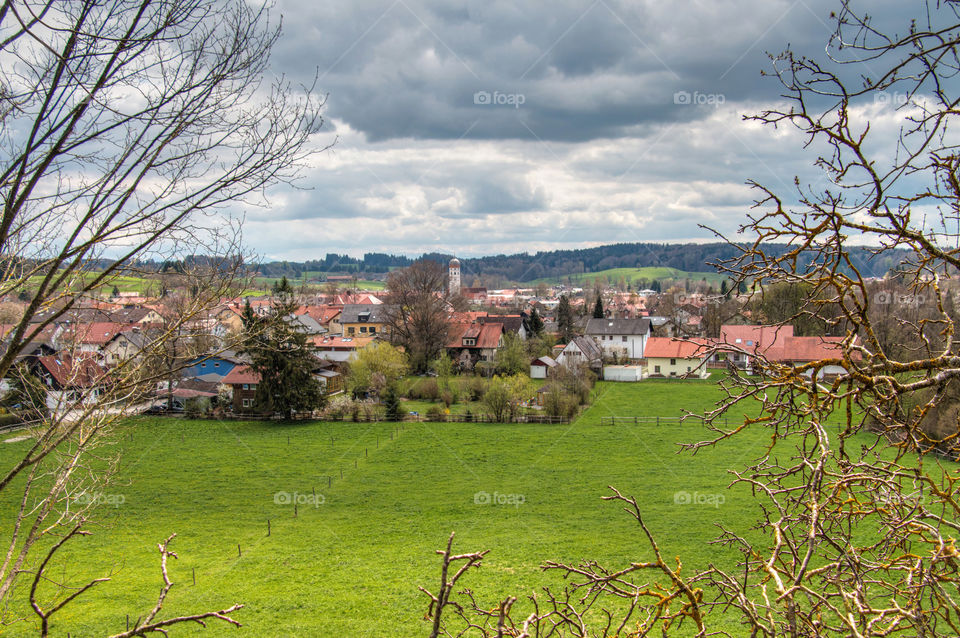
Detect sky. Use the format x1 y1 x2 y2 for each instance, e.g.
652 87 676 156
238 0 922 261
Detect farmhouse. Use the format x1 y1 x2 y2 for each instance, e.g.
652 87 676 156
447 321 503 371
584 317 651 361
644 337 712 379
556 336 603 371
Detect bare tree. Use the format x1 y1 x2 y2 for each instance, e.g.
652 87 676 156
0 0 327 633
422 2 960 636
383 259 452 374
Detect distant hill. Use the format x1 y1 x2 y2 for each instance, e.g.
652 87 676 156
254 242 906 284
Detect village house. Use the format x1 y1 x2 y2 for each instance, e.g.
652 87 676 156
447 321 504 371
311 334 376 363
644 337 713 379
340 304 392 338
32 354 109 412
584 317 651 361
556 336 603 371
221 364 259 411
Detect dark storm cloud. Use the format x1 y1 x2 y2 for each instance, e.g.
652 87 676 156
273 0 843 143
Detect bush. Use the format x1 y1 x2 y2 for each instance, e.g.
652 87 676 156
543 386 580 419
440 389 454 408
465 376 487 402
425 405 444 421
408 378 440 402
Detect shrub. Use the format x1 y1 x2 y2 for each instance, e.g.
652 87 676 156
409 378 440 402
465 376 487 402
440 389 454 408
425 405 444 421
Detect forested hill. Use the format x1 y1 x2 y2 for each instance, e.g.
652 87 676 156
254 242 906 282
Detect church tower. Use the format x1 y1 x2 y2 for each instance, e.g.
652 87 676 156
448 257 461 294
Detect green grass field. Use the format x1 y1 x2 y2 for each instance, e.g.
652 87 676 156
254 273 387 292
525 266 727 288
0 380 868 636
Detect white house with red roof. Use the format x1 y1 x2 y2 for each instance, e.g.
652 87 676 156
644 337 713 379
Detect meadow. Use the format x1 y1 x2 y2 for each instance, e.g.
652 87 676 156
0 380 854 636
525 266 727 288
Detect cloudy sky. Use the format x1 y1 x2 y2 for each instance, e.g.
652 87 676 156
240 0 917 261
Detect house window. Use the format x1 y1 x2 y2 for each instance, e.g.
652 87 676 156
670 358 676 365
347 327 355 335
370 327 376 333
214 362 220 367
687 366 691 372
242 398 251 408
621 336 627 342
250 384 257 391
670 371 676 377
359 326 367 333
654 365 661 373
242 383 248 390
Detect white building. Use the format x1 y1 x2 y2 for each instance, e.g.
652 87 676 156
584 317 651 360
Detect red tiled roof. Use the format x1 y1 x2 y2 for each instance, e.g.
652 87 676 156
768 336 861 362
447 322 503 349
719 324 794 353
63 322 131 345
221 365 260 385
644 337 714 359
36 354 107 387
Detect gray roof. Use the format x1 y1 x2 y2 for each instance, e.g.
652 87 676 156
340 304 391 323
568 336 603 361
584 317 651 336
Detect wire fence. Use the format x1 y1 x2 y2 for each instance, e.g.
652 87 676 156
600 415 727 426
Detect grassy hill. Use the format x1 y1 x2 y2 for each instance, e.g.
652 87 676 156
0 379 881 636
525 266 727 287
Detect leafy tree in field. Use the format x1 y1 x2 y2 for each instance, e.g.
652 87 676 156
494 332 528 376
347 342 408 399
482 377 511 422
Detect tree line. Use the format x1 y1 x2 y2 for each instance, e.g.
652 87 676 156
251 242 910 283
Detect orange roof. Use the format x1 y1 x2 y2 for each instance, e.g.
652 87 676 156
644 337 714 359
447 322 502 349
311 335 374 350
767 336 860 362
